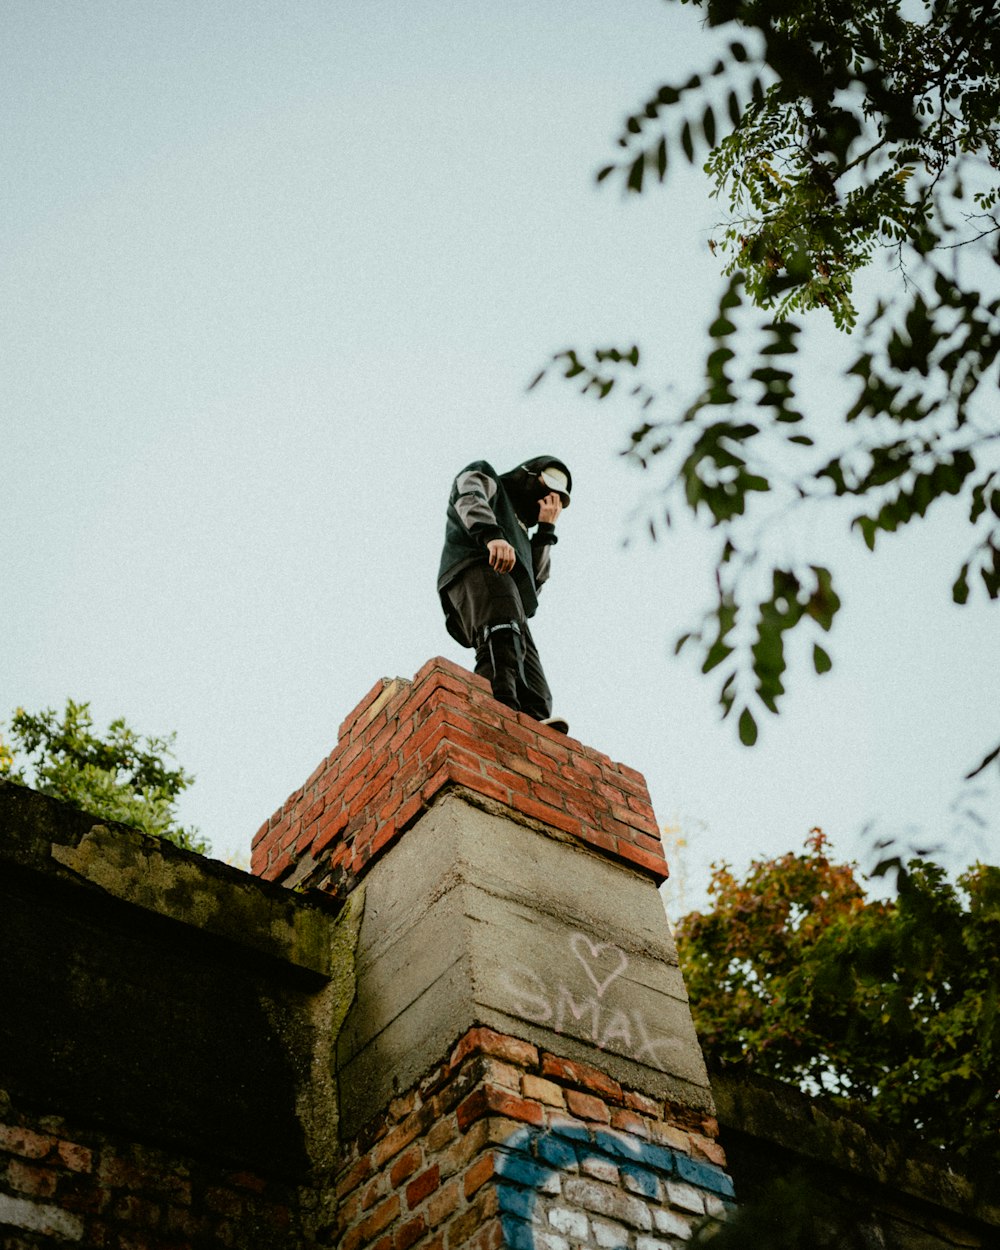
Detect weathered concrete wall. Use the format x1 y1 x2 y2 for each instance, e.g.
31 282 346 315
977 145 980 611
336 793 712 1139
713 1068 1000 1249
0 780 356 1247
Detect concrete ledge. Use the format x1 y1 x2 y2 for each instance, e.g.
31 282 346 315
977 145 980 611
1 780 338 979
712 1066 1000 1229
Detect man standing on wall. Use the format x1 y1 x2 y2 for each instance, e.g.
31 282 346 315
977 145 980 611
438 456 572 733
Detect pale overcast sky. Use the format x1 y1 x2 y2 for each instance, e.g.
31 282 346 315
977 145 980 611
3 1 996 909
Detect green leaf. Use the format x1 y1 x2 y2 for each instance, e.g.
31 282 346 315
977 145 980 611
708 315 736 338
627 152 645 193
738 707 758 746
655 137 667 181
813 644 833 674
702 104 717 148
681 120 694 163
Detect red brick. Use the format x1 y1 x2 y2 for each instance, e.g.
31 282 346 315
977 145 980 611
425 1116 457 1154
521 1074 565 1108
0 1124 56 1160
369 821 404 860
531 782 570 811
344 760 392 811
527 734 571 765
632 830 665 856
395 1214 427 1250
463 1151 495 1198
624 1090 661 1117
510 794 581 837
410 658 476 695
387 712 418 754
438 725 502 767
342 1223 369 1250
442 762 511 806
447 1188 499 1248
615 841 668 882
391 791 426 835
282 785 304 816
576 827 620 857
571 753 603 779
362 1176 386 1211
540 1055 623 1103
305 752 333 790
406 1164 440 1209
7 1159 57 1198
455 1087 490 1132
450 1028 539 1071
373 1115 424 1168
461 1215 505 1250
691 1134 728 1166
389 1088 418 1120
337 1191 363 1235
420 763 452 805
301 792 326 828
361 1193 401 1241
389 1145 423 1189
460 1085 545 1131
426 1179 460 1227
56 1140 93 1173
405 705 452 755
432 1120 485 1177
267 849 295 879
615 804 660 838
611 1108 650 1137
420 744 492 786
565 1090 612 1123
339 678 403 741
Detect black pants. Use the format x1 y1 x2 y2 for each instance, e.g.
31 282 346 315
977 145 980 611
445 564 553 719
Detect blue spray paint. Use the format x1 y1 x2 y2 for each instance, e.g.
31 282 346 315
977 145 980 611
493 1121 734 1249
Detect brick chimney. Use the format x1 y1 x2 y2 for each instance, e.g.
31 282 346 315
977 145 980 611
253 658 733 1248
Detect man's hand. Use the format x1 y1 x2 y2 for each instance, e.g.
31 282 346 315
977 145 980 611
487 539 517 574
538 492 563 524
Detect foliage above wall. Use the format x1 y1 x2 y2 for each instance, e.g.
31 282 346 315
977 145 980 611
533 0 999 758
676 830 1000 1167
1 699 205 853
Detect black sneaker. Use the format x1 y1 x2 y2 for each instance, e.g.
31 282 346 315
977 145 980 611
540 715 569 734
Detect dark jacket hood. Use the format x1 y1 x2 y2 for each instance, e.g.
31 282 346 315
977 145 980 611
499 456 572 525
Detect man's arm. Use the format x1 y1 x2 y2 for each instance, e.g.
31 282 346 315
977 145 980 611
531 491 563 589
453 468 517 573
453 469 503 539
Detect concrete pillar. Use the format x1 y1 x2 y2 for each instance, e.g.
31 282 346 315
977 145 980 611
253 658 733 1248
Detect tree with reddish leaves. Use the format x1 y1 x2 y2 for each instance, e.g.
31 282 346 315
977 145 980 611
676 831 1000 1164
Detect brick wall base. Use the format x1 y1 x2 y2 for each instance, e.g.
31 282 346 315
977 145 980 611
330 1027 734 1250
0 1089 303 1249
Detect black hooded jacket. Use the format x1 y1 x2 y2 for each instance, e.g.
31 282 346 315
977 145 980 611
437 456 572 646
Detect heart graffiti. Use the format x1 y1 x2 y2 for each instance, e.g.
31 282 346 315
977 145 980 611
569 933 628 999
